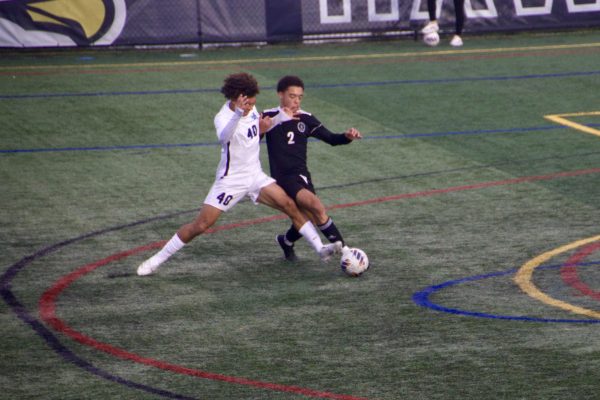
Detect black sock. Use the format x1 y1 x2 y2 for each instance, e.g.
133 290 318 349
318 218 344 245
285 225 302 245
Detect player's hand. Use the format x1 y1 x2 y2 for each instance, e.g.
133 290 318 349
345 128 362 140
281 107 300 120
233 94 252 114
259 113 273 134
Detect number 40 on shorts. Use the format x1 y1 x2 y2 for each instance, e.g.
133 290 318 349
217 192 233 205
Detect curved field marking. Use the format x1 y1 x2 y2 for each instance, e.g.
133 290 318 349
413 260 600 323
514 235 600 319
38 245 368 400
39 168 600 392
561 242 600 300
2 166 598 399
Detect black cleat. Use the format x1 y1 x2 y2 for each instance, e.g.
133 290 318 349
276 235 298 262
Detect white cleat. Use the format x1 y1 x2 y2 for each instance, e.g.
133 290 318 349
319 241 343 262
450 35 463 47
421 21 439 35
342 245 351 256
137 259 161 276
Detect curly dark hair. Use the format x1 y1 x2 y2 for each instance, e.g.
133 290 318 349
276 75 304 93
220 72 260 100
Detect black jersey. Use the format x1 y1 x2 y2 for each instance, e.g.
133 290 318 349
262 107 351 180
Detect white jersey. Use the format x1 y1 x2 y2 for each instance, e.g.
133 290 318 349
213 101 262 179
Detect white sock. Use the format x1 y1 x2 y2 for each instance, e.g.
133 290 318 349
147 233 185 267
298 221 324 253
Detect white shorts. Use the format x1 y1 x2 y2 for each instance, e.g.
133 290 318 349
204 171 276 212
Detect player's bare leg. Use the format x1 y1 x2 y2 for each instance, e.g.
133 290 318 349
177 204 222 243
295 189 328 223
295 189 345 245
258 183 341 261
137 205 222 276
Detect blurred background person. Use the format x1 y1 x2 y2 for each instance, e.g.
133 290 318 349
421 0 466 47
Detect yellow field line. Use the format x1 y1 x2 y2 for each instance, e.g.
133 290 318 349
545 111 600 138
2 41 600 71
514 235 600 319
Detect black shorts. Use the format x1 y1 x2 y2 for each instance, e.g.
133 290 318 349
276 173 316 200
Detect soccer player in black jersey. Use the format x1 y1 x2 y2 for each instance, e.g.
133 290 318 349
262 75 362 261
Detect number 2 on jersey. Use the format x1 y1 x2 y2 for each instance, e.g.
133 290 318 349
287 131 295 144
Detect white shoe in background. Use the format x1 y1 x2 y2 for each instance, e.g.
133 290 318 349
450 35 463 47
421 21 439 35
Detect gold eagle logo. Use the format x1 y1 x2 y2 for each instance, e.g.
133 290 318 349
0 0 126 46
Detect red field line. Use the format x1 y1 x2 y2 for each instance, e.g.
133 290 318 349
38 167 600 399
38 248 367 400
329 167 600 211
561 242 600 300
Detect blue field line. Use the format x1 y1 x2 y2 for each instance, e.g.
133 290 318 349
412 260 600 323
0 209 203 400
312 70 600 89
0 87 220 100
3 123 590 154
2 70 599 100
364 124 572 140
0 141 219 154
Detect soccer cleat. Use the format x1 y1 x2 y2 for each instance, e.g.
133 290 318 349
137 259 161 276
450 35 463 47
421 21 439 35
276 234 298 262
342 245 351 256
319 241 343 262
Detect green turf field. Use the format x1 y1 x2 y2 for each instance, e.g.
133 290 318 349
2 30 600 399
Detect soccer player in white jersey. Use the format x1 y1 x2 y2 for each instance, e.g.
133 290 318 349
137 73 341 276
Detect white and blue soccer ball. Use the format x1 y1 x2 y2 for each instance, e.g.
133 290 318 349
423 31 440 47
340 247 369 277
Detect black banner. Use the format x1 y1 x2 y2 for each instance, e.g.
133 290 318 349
302 0 600 35
1 0 599 48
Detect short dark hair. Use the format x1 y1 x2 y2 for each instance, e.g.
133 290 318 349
277 75 304 93
220 72 259 100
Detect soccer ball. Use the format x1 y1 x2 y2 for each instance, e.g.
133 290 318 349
423 31 440 47
340 247 369 277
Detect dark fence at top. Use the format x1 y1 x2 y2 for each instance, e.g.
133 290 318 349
0 0 599 48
